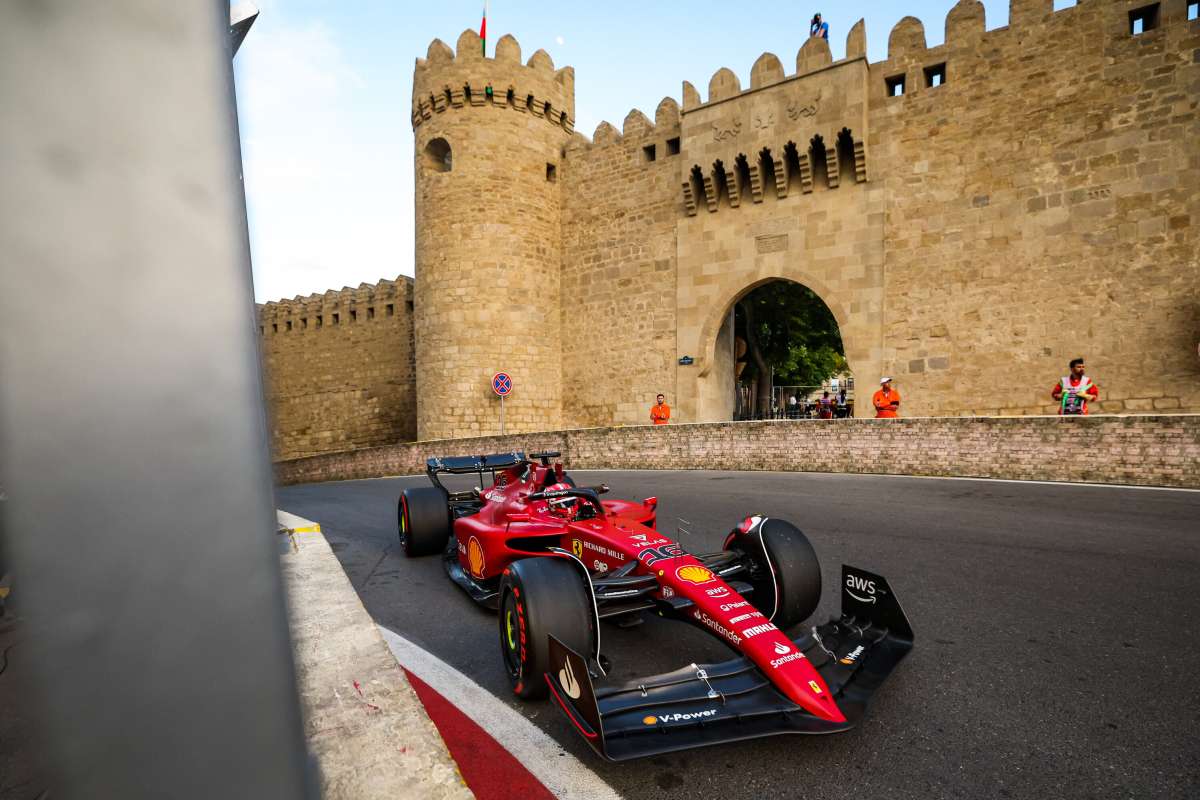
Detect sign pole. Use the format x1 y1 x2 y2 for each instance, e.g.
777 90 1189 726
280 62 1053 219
500 395 505 435
492 371 512 436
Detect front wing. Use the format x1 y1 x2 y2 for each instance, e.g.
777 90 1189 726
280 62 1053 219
545 565 913 761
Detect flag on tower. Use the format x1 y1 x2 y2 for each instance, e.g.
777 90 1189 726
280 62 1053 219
480 1 488 56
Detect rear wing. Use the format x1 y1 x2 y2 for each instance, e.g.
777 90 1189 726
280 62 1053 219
426 451 526 492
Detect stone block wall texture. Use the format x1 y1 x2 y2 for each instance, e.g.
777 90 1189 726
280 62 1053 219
258 278 416 460
273 415 1200 491
258 1 1199 457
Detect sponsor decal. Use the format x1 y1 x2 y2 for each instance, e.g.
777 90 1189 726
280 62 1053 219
692 609 742 645
769 650 808 669
638 543 684 565
720 600 750 612
773 642 791 655
661 586 675 599
631 533 647 542
728 611 763 625
467 536 486 579
845 573 878 604
558 656 582 700
839 645 866 666
642 708 719 725
741 622 778 639
571 539 584 558
705 585 730 598
632 537 670 549
592 559 608 572
581 540 623 560
676 565 715 585
809 680 823 695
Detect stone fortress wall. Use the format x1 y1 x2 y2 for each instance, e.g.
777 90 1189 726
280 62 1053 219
258 0 1199 462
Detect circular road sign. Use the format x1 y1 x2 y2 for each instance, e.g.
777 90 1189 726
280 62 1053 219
492 372 513 397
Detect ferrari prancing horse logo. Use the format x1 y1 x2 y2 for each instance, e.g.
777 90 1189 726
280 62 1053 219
571 539 584 558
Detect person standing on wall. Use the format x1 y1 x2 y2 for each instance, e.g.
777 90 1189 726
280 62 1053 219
1051 358 1099 415
650 394 671 425
810 13 829 40
873 377 901 419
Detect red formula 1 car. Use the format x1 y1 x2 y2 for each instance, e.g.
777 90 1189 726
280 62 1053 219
398 451 913 761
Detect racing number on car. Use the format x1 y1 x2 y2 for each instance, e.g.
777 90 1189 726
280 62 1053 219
637 543 684 567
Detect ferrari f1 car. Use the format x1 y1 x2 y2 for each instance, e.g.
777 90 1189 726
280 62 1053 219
398 451 913 760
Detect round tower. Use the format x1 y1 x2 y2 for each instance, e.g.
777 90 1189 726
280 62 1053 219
411 29 574 441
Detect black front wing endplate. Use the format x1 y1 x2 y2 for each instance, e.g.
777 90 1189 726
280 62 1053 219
545 565 914 761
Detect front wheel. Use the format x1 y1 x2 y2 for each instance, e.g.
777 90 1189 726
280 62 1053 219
498 558 595 699
726 517 821 629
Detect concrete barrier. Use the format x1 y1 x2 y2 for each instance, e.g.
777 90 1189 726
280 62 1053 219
274 414 1200 490
278 512 472 800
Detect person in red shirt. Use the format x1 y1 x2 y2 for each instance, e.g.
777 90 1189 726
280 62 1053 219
1051 358 1099 415
817 390 834 419
650 394 671 425
873 377 901 418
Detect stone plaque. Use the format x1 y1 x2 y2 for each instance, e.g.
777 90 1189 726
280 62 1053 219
756 234 788 253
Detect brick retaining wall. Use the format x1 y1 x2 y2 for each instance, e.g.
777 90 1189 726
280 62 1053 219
273 415 1200 489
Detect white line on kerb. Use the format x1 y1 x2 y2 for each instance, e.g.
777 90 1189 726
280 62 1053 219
378 626 623 800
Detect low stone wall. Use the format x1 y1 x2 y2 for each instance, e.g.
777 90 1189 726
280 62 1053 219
274 415 1200 490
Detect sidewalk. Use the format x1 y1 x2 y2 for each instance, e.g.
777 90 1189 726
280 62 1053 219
279 511 472 800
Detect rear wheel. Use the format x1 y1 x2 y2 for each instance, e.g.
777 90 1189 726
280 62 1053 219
397 486 451 557
498 558 595 699
727 518 821 629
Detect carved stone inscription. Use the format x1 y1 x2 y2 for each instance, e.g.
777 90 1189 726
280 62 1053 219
755 234 788 254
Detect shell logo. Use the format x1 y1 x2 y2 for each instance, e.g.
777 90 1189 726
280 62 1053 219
466 536 486 579
642 715 658 726
676 565 715 585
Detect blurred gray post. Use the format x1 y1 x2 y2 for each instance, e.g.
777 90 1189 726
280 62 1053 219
0 2 314 798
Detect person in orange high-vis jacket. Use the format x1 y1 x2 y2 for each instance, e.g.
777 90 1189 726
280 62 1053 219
650 394 671 425
873 377 901 418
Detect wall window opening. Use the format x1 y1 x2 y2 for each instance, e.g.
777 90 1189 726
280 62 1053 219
924 63 946 88
301 318 308 329
809 135 829 189
783 141 802 194
285 320 292 332
317 315 323 328
1188 1 1198 20
350 309 357 322
734 153 752 200
758 147 777 193
713 159 732 206
643 144 657 162
886 74 906 96
332 313 340 325
666 137 681 155
386 304 394 317
406 300 414 312
546 162 557 182
424 137 452 172
1129 4 1159 34
367 307 375 320
835 128 857 185
272 323 278 333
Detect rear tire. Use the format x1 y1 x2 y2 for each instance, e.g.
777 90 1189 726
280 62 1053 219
498 558 595 699
398 486 451 557
727 518 821 629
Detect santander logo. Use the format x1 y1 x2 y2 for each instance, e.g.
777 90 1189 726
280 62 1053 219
773 642 790 655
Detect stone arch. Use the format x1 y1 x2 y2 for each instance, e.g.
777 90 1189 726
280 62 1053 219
696 271 853 381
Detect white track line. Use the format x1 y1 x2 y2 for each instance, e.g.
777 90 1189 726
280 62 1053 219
379 626 623 800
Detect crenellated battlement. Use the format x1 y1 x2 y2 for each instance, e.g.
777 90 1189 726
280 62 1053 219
564 96 682 153
257 276 412 336
411 29 576 134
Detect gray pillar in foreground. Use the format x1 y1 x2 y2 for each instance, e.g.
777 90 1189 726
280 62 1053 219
0 2 313 798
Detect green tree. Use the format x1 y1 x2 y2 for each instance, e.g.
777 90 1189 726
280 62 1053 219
736 281 847 416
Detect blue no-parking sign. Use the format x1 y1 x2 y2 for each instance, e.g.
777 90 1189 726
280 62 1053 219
492 372 513 396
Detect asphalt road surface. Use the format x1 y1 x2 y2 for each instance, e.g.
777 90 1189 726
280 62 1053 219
276 470 1200 800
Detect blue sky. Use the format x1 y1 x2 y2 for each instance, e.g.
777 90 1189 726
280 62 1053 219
234 1 1046 302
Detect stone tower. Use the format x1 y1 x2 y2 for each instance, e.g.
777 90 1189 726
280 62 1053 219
411 29 575 441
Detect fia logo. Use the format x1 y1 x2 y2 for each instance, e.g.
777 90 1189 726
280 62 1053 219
558 656 581 700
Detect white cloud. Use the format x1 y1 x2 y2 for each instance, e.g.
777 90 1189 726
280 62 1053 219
555 35 565 45
235 17 412 302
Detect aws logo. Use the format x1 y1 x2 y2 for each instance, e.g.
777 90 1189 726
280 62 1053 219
845 573 877 604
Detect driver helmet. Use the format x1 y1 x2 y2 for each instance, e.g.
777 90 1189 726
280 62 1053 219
543 482 577 512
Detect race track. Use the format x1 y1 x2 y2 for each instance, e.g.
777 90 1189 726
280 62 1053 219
276 470 1200 800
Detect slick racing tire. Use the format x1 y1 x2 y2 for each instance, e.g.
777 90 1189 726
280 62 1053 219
398 486 451 557
727 518 821 630
498 557 595 700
